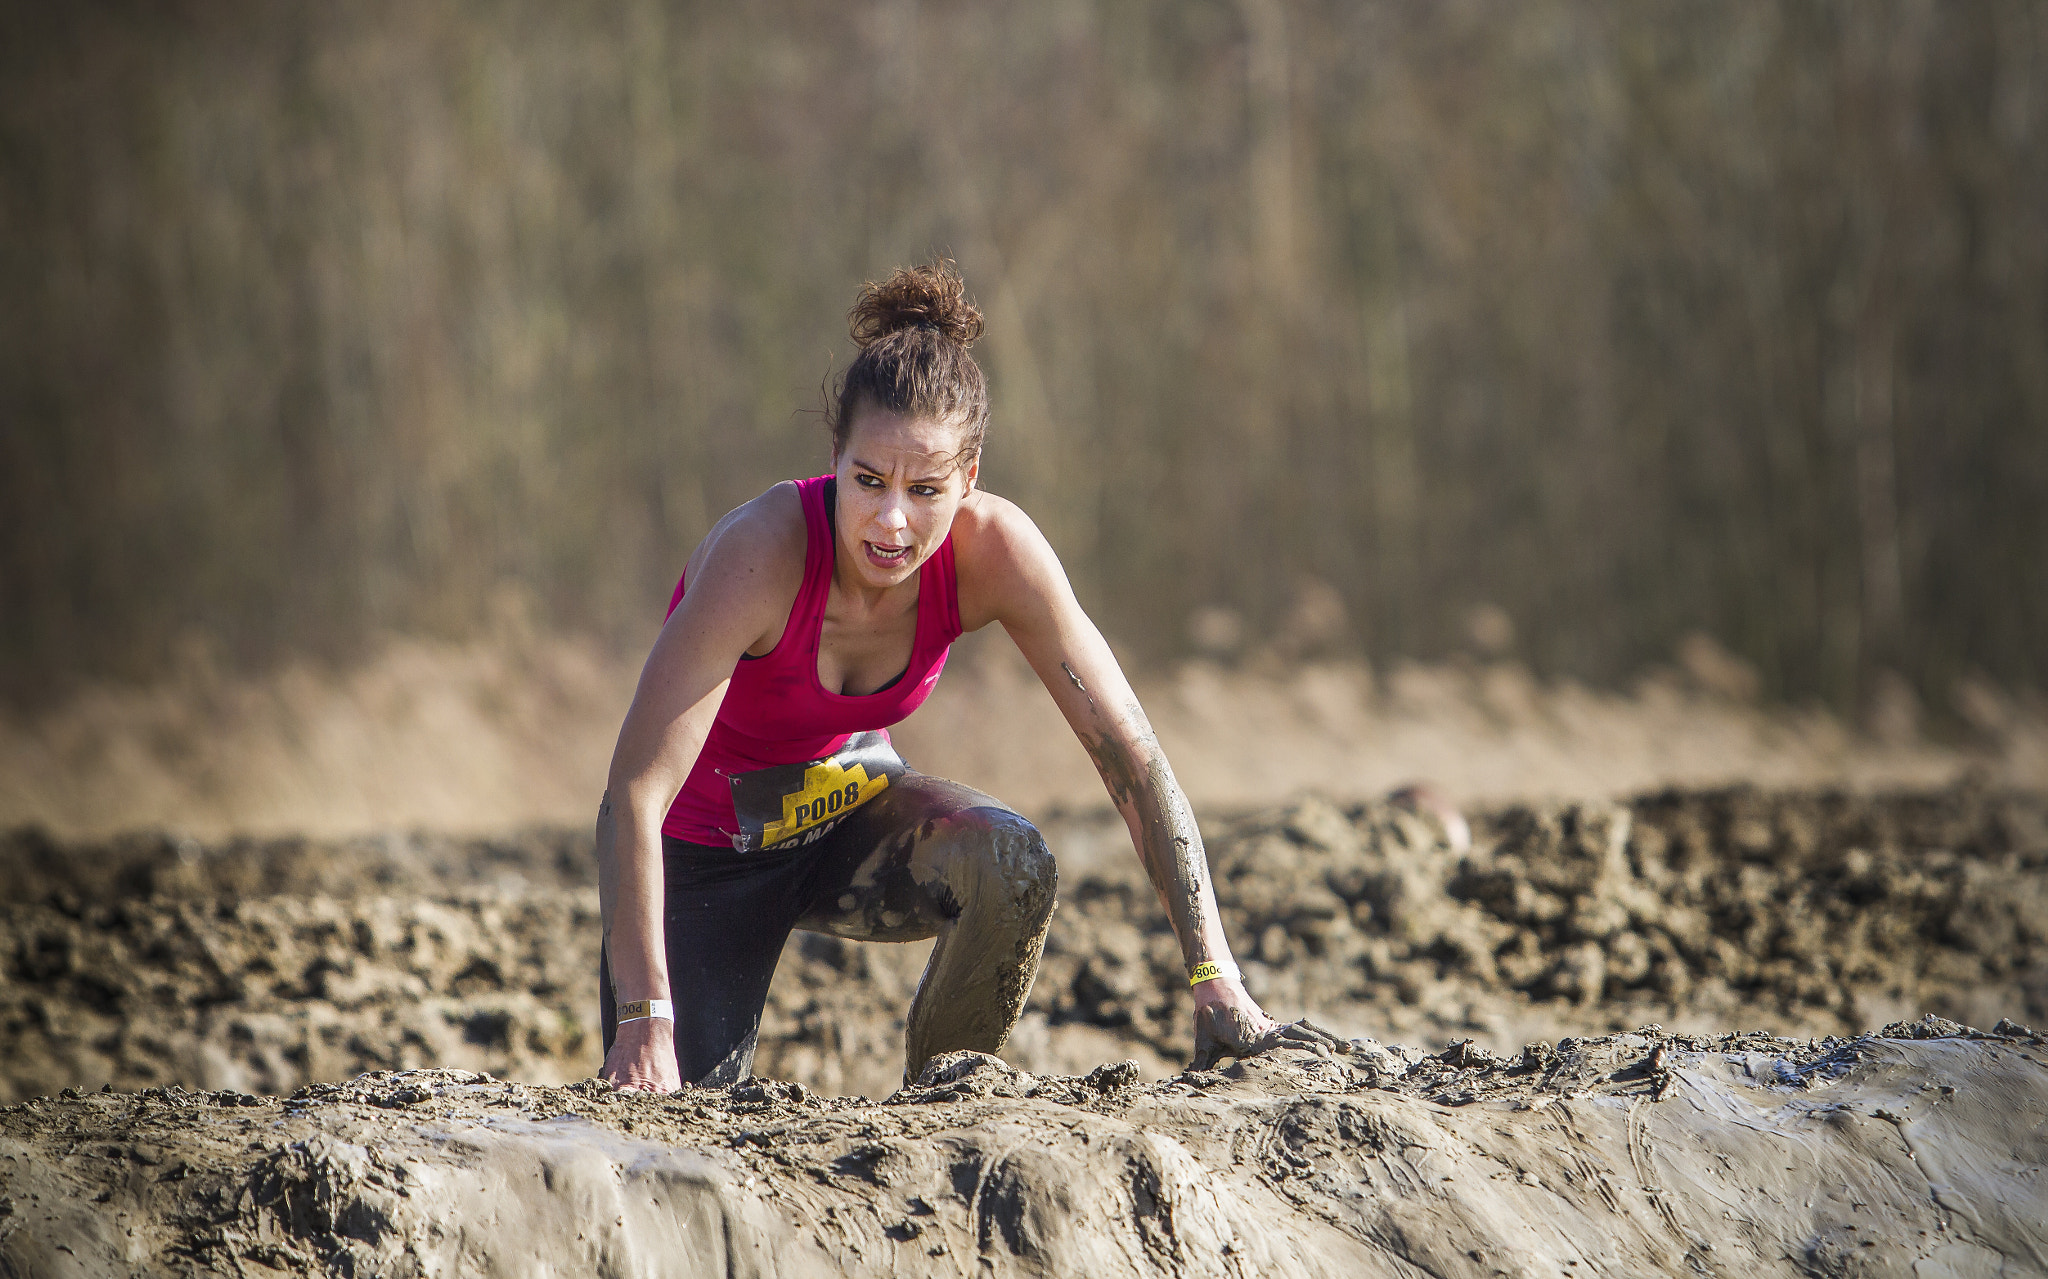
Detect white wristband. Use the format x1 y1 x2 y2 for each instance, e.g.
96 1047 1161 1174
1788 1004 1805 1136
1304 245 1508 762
616 999 675 1024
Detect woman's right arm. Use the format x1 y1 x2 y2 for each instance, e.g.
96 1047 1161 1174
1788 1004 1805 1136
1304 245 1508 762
596 485 804 1092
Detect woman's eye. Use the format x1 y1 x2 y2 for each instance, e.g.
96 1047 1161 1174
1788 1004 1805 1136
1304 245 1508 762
856 474 883 488
911 485 938 497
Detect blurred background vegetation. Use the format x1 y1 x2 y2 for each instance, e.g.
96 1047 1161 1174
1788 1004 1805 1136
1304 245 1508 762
4 0 2043 721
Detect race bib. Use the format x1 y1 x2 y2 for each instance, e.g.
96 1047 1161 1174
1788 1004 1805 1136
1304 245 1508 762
726 731 907 853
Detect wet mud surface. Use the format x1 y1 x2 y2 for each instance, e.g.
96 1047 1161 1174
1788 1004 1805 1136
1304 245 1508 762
3 1024 2044 1277
2 782 2046 1274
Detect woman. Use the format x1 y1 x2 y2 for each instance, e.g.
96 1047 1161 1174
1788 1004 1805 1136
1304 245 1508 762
597 261 1319 1092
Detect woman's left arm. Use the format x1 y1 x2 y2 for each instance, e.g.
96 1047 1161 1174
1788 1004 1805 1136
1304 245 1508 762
957 495 1317 1068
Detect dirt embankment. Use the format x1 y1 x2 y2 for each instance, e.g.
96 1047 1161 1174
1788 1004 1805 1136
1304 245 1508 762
2 783 2045 1104
3 1023 2045 1277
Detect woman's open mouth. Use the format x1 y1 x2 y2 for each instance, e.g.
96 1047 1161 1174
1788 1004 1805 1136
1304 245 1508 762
864 540 912 569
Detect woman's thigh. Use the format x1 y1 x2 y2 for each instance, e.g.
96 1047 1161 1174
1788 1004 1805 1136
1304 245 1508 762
793 771 1019 940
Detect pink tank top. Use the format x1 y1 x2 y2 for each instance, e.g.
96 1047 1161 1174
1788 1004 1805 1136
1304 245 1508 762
661 475 964 846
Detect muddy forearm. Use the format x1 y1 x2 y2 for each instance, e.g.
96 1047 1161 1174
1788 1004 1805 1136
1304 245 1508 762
1131 758 1232 968
595 791 670 1003
1085 724 1234 969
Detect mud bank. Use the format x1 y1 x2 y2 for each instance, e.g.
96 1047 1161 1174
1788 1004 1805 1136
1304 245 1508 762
3 1022 2044 1277
3 784 2046 1103
1061 782 2048 1061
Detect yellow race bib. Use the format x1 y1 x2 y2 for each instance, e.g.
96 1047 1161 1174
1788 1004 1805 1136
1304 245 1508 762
726 732 907 852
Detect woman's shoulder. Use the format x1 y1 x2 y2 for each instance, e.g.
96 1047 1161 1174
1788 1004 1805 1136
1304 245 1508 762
949 487 1046 563
949 488 1068 628
682 480 810 594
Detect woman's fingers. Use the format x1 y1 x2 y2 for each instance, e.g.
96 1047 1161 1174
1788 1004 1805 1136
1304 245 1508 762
1192 1009 1346 1070
602 1058 680 1093
1265 1018 1345 1050
1191 1013 1222 1072
1190 1001 1277 1070
601 1020 682 1093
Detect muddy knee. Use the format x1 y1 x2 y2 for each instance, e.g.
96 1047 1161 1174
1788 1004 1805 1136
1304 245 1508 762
903 809 1056 1077
924 806 1056 928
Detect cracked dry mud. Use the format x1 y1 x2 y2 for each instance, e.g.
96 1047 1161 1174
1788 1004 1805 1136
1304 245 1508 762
3 782 2047 1274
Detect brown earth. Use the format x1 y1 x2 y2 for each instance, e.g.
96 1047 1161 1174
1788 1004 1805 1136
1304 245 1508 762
3 782 2044 1103
2 1023 2044 1276
2 781 2047 1275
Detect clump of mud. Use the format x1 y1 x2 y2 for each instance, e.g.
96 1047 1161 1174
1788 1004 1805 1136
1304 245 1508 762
3 1023 2044 1276
3 783 2045 1104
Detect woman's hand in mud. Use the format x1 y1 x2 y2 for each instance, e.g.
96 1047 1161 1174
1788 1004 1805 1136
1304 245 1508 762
601 1018 682 1093
1190 980 1347 1071
1189 978 1279 1070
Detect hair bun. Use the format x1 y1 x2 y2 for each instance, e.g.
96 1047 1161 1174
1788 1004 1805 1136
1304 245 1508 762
848 260 984 349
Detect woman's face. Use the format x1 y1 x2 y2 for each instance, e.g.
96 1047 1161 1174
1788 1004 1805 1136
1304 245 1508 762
832 406 978 591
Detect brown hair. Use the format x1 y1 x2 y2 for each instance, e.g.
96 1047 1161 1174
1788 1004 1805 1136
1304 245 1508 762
828 260 989 471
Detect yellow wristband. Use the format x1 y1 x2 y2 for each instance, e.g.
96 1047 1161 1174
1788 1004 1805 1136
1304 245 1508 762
1189 962 1236 987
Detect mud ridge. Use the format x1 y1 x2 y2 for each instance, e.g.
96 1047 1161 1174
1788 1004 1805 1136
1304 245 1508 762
3 1021 2044 1276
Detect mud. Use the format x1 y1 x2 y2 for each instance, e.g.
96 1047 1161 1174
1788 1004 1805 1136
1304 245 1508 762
0 826 600 1103
3 782 2047 1273
1050 781 2048 1062
3 1023 2045 1277
5 783 2047 1105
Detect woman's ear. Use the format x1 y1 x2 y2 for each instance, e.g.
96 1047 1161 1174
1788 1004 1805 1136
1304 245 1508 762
962 455 981 492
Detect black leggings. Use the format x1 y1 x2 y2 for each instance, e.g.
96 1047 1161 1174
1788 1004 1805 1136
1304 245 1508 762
600 772 1057 1087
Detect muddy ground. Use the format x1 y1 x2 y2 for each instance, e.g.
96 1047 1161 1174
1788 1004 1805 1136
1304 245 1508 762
3 782 2044 1102
3 1023 2045 1276
2 781 2047 1275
